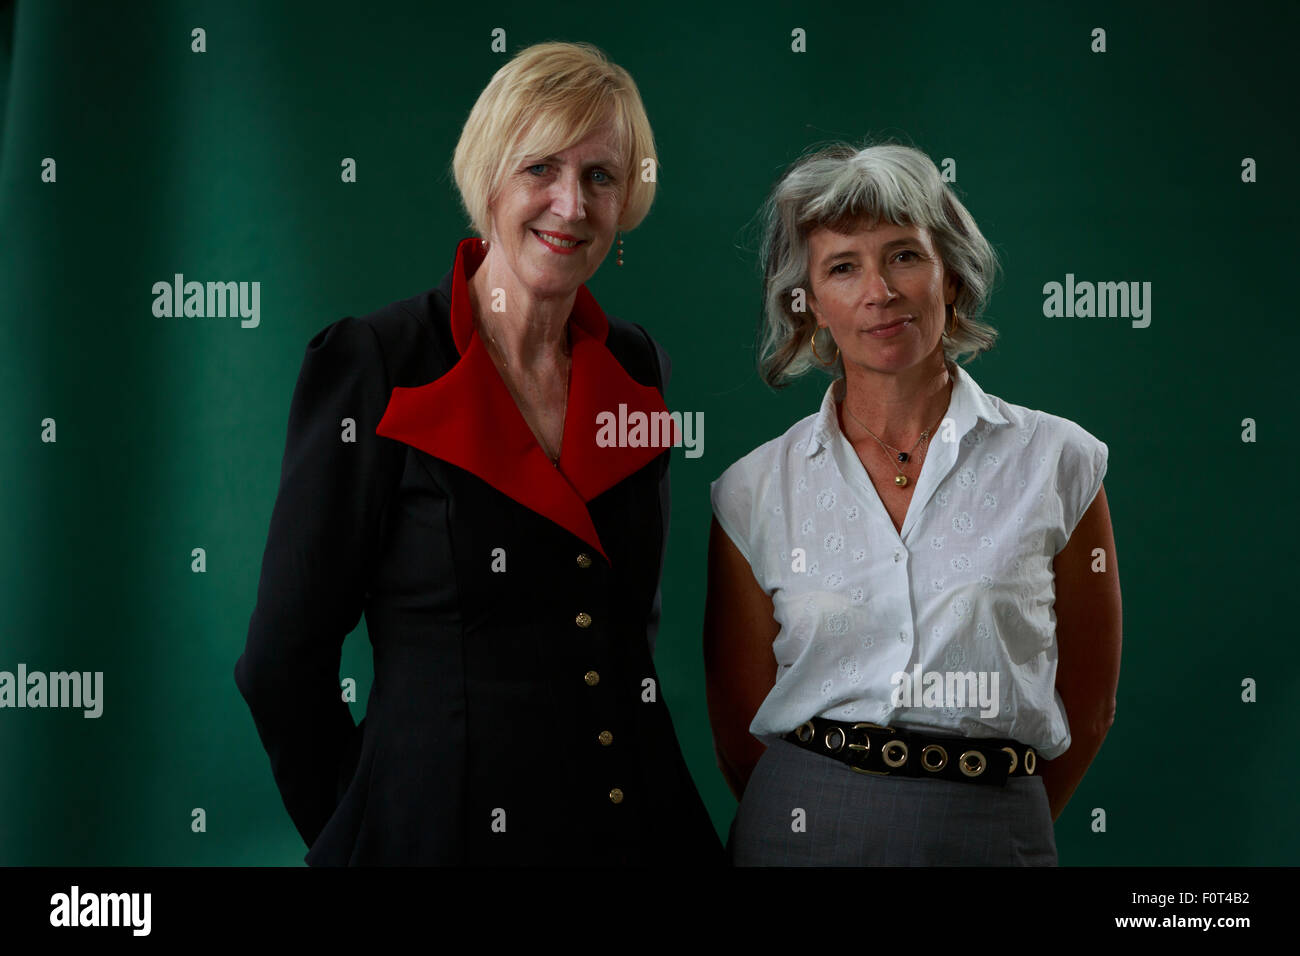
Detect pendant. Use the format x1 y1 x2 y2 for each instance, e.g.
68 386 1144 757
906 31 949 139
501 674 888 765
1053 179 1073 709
897 452 909 463
894 474 908 487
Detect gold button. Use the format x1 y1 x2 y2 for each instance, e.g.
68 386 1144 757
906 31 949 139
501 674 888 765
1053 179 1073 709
576 553 592 569
583 670 600 687
608 787 624 804
597 730 613 747
575 612 592 628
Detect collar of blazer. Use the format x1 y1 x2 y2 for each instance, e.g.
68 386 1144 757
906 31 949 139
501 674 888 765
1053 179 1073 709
375 237 671 563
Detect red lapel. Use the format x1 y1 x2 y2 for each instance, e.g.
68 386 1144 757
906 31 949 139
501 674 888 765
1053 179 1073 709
374 238 675 562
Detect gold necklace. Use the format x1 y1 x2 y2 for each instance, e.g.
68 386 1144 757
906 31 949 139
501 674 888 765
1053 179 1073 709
841 383 950 488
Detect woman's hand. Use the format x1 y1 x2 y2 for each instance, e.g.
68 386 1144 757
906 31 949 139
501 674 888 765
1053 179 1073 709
1040 483 1122 821
703 518 780 800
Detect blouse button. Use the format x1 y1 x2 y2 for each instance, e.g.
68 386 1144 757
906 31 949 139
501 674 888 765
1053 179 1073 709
598 730 614 746
608 787 625 804
584 670 600 687
576 612 592 628
576 553 592 569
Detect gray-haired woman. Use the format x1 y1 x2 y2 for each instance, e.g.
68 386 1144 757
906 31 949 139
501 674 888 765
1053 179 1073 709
703 142 1122 865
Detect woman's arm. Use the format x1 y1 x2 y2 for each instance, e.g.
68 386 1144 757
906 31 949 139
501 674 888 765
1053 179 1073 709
703 517 780 801
234 317 402 849
1039 483 1122 821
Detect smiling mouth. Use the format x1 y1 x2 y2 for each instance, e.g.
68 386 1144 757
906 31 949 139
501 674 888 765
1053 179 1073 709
532 229 585 249
868 317 913 332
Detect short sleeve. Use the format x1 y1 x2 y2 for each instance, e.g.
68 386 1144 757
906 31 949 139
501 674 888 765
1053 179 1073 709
710 460 758 573
1056 421 1109 549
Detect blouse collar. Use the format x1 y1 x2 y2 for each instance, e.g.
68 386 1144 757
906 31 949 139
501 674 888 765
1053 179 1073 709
810 363 1011 542
805 362 1010 459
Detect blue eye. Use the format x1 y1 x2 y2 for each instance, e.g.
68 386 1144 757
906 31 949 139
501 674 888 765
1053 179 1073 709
527 163 548 175
591 169 611 184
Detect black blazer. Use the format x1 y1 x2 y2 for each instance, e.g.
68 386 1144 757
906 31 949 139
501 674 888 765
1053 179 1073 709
235 239 722 865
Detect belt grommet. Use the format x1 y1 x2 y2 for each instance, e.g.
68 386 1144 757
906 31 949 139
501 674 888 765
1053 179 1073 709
921 744 947 772
881 739 909 768
959 750 987 777
793 720 815 743
1024 748 1036 775
1001 746 1018 775
823 726 846 753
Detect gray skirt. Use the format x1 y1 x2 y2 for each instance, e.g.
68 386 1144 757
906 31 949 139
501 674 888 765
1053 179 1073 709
730 735 1058 866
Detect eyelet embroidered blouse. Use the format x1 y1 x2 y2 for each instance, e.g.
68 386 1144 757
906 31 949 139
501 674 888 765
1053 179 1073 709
710 364 1108 759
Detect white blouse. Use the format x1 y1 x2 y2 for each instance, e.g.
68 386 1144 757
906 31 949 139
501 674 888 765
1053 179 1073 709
710 364 1108 759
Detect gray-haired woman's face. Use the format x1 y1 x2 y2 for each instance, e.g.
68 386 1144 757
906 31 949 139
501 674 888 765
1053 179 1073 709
805 219 957 374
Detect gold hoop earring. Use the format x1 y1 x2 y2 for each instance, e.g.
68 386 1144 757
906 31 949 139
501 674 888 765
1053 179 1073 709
616 230 624 267
946 304 961 336
810 326 839 365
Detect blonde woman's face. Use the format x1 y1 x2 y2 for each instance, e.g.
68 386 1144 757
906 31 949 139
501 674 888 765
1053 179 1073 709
805 220 957 374
485 122 626 299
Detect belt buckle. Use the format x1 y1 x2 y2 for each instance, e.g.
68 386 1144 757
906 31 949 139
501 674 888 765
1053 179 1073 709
853 721 895 733
846 721 893 752
847 721 895 775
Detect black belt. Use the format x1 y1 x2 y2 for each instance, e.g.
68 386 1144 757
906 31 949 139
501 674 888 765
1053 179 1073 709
781 717 1039 786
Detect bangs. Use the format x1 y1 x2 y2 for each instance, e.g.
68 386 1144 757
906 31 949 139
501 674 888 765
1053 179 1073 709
507 89 629 173
801 165 926 236
453 41 658 239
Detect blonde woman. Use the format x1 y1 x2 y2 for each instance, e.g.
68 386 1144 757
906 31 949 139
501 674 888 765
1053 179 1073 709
237 42 721 866
705 143 1121 865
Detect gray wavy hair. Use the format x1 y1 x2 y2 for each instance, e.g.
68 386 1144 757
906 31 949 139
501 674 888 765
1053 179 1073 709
757 141 1000 387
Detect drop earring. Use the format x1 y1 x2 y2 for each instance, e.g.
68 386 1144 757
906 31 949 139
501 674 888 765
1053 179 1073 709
616 231 624 266
810 325 839 366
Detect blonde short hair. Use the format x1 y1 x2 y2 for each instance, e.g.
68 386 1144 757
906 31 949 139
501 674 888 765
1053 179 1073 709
452 41 658 238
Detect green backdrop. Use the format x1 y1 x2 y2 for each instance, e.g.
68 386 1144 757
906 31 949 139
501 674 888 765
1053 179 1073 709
2 0 1296 865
